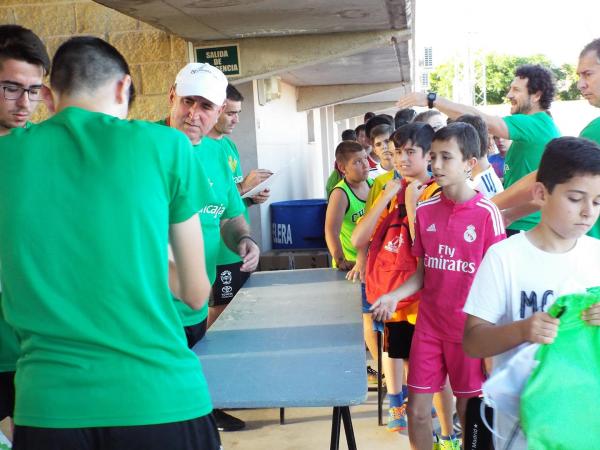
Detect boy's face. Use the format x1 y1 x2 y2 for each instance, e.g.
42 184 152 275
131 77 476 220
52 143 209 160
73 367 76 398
339 150 370 183
535 174 600 239
394 139 430 180
429 138 476 187
372 133 393 163
356 129 369 150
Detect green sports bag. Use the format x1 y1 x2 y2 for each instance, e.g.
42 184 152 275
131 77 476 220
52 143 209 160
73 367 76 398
520 287 600 449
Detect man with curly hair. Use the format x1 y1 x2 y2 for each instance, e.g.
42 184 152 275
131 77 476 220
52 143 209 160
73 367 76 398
397 64 559 234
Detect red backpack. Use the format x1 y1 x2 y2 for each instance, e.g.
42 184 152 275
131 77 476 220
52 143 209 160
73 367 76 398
365 183 420 310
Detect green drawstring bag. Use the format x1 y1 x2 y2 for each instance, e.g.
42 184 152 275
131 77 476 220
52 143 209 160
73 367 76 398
520 287 600 449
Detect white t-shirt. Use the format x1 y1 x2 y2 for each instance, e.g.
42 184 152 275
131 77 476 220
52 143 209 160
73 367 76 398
464 232 600 368
464 232 600 449
468 165 504 199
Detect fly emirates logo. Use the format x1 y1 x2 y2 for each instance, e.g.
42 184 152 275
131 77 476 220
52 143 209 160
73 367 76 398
423 244 475 274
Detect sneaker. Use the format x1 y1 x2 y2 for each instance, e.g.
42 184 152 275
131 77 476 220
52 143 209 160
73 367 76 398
0 430 11 450
386 404 407 432
367 366 379 384
438 437 461 450
213 409 245 432
432 433 440 450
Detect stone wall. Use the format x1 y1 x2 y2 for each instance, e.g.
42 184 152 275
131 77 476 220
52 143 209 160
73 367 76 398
0 0 190 121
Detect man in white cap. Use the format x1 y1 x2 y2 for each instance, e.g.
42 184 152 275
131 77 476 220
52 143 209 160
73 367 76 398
159 62 259 432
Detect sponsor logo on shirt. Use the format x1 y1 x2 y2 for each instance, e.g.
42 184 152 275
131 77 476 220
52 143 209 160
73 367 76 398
464 225 477 243
426 223 436 232
220 270 233 285
233 175 243 183
199 203 226 219
228 156 238 173
424 244 476 274
384 234 403 253
351 209 365 223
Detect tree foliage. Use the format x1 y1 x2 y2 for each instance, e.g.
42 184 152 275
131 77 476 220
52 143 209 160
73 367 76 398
428 53 580 105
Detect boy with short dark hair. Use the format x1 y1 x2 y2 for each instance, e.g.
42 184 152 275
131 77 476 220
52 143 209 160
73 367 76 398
371 123 505 450
455 114 504 198
325 141 373 270
464 136 600 449
370 123 395 175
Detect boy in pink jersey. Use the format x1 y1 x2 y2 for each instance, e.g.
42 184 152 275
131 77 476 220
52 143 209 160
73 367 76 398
371 123 505 450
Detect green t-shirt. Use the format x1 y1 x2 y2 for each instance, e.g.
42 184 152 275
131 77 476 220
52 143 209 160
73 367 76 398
503 112 560 231
580 117 600 238
329 178 373 265
156 123 245 325
0 107 213 427
0 292 19 372
171 135 246 325
0 123 34 372
216 136 248 266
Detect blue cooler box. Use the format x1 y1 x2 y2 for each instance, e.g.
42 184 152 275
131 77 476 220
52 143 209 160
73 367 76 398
270 199 327 249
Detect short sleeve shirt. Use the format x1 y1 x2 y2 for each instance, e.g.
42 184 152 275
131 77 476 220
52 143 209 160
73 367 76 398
580 117 600 239
503 112 560 231
0 107 213 427
412 192 505 342
216 136 249 266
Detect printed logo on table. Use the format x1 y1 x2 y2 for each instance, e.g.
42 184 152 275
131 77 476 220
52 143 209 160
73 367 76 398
464 225 477 243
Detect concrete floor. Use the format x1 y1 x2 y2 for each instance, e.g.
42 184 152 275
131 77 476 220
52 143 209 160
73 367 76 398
219 391 411 450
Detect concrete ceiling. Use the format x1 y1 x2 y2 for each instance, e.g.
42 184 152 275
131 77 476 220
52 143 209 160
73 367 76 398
96 0 414 105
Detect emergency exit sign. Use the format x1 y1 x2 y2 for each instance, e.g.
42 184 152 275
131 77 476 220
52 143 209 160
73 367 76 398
195 45 240 76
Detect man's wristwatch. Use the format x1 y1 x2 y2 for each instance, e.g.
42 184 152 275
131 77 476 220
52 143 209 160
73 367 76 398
427 92 437 109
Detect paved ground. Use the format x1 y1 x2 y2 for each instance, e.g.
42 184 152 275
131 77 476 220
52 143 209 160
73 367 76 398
219 390 412 450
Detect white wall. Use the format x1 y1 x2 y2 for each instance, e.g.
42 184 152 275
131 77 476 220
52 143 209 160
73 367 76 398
251 80 326 250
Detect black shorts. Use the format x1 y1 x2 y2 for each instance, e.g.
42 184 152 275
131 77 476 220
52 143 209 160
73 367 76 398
209 261 250 307
184 319 207 349
384 321 415 359
13 413 222 450
0 371 15 420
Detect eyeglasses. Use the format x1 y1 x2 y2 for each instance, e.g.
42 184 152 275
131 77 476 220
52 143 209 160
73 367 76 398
0 84 43 101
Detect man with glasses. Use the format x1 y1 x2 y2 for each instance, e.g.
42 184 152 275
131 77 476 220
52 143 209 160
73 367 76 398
0 25 50 446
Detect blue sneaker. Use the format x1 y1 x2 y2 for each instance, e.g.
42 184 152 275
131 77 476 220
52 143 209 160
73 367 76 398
387 404 407 432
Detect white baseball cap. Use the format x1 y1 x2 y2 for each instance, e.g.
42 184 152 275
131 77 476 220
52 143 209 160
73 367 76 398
174 63 228 106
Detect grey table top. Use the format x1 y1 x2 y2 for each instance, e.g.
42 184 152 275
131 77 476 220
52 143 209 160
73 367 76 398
193 268 367 408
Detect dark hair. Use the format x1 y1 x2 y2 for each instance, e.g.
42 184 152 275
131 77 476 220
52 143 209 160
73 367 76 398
391 122 435 155
394 108 417 129
365 114 394 141
514 64 555 111
537 137 600 193
341 129 357 141
50 36 135 105
580 38 600 62
433 122 480 160
226 84 243 102
414 109 442 124
335 140 364 164
354 123 366 135
0 25 50 74
370 123 393 141
364 111 375 123
455 114 488 158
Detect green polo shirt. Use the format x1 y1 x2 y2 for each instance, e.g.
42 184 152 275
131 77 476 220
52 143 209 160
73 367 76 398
503 112 560 231
0 107 212 427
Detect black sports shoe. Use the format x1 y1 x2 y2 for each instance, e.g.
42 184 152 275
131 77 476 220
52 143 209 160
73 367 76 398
213 409 246 432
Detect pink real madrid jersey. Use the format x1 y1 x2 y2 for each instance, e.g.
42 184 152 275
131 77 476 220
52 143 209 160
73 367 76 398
411 192 505 342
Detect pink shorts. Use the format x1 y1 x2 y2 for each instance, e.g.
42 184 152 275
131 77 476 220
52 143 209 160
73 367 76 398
407 330 485 398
